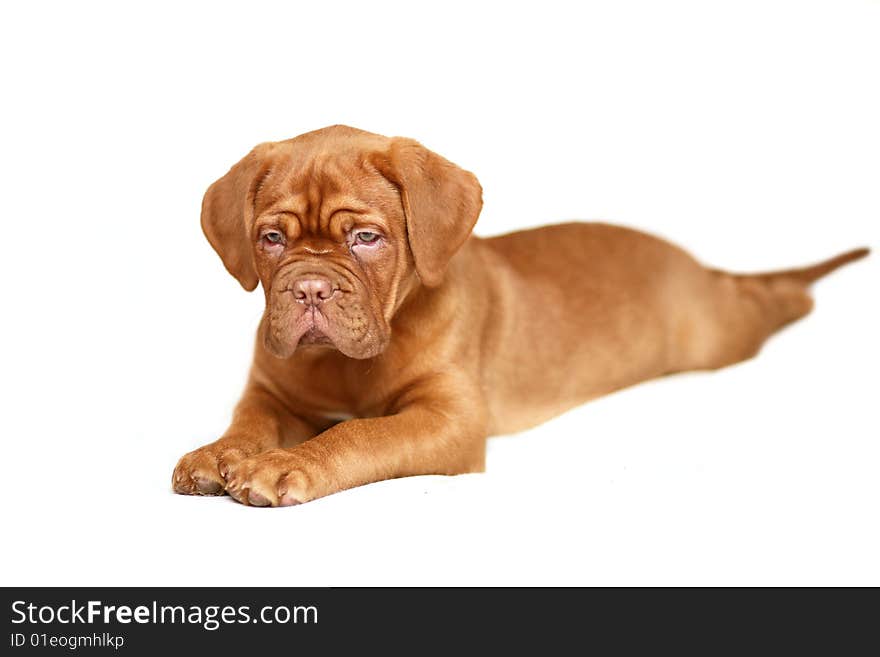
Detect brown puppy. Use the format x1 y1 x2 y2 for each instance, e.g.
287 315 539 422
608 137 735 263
172 125 868 507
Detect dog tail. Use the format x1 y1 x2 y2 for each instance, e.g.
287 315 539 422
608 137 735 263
717 247 870 337
748 247 870 286
682 247 869 371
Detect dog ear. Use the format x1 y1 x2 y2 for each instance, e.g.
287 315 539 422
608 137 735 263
376 138 482 287
200 144 274 291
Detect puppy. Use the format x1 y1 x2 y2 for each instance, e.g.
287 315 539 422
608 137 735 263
172 125 868 506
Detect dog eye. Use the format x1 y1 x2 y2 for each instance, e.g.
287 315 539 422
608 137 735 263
355 231 380 245
263 231 284 244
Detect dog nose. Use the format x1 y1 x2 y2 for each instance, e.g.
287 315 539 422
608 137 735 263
293 278 334 304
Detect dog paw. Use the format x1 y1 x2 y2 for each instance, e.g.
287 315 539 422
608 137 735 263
172 443 249 496
224 449 311 507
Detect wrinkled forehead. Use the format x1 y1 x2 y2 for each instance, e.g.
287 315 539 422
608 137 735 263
252 136 400 224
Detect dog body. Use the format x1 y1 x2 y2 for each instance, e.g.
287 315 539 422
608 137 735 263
173 125 867 506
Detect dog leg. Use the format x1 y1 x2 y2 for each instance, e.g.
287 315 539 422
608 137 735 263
172 383 316 496
223 380 488 506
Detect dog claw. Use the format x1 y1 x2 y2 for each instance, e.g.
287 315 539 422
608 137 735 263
227 486 246 504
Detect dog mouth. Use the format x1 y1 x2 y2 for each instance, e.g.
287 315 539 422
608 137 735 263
293 308 334 347
299 324 333 346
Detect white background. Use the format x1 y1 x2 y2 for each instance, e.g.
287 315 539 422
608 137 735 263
1 1 877 586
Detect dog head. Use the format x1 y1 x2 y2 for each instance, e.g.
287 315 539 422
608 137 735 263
201 125 482 359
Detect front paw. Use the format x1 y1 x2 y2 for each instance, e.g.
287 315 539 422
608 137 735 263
224 449 312 507
172 443 249 496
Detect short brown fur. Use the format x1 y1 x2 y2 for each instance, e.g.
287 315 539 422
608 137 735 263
173 125 869 506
